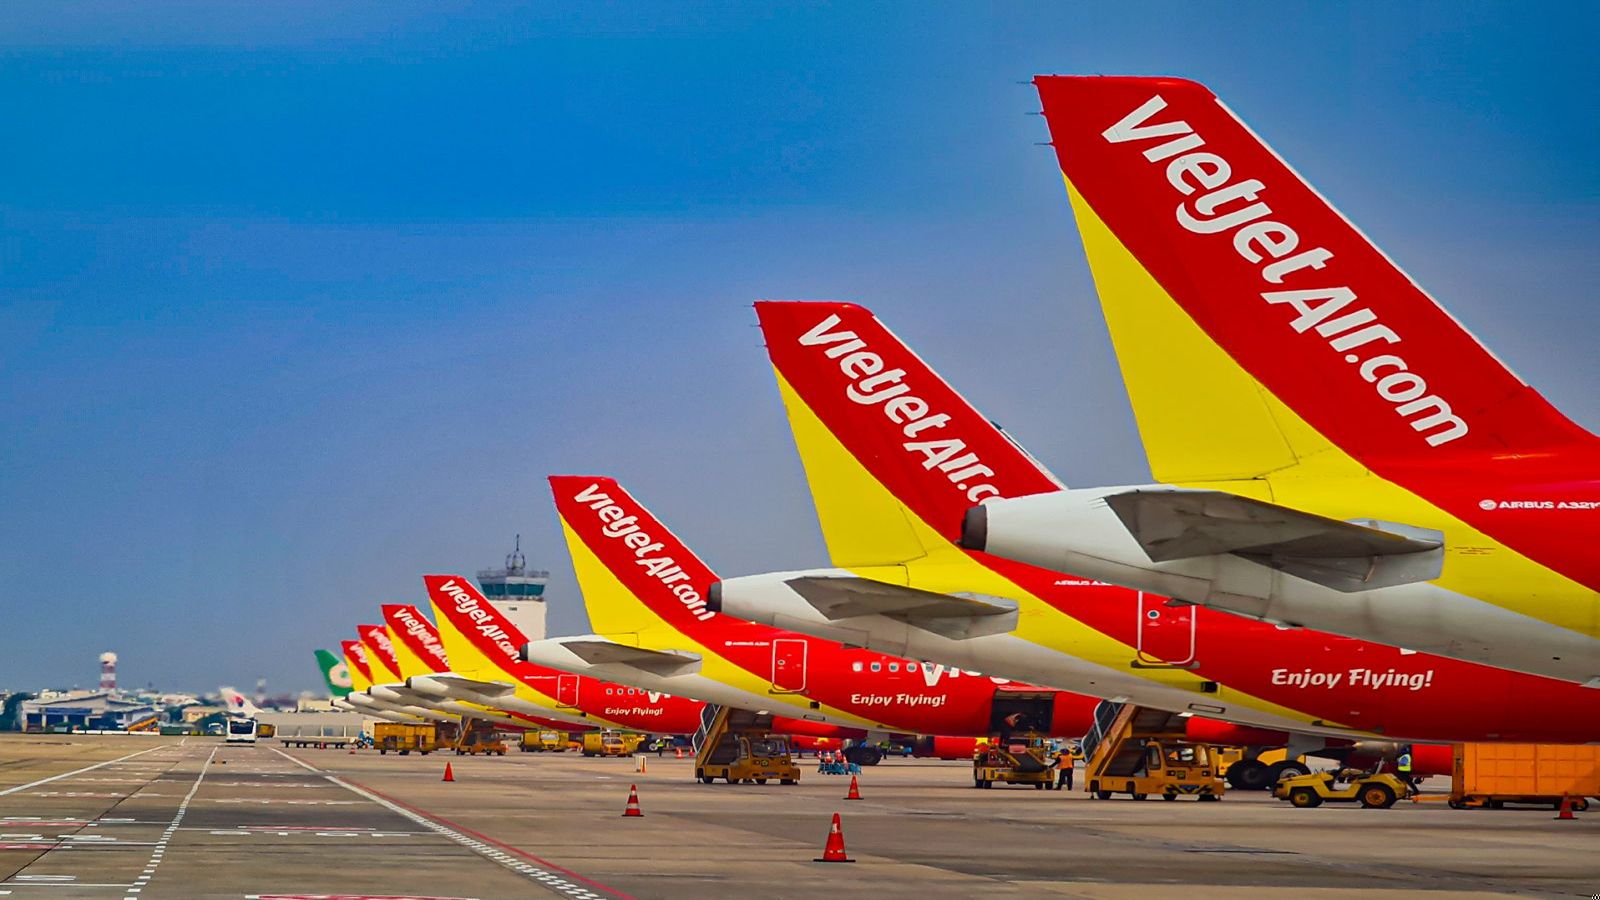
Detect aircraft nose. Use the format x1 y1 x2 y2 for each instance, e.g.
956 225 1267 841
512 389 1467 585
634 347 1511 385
959 504 988 552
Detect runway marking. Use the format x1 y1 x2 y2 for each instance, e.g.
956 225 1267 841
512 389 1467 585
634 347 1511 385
273 750 631 900
121 747 215 900
0 747 167 798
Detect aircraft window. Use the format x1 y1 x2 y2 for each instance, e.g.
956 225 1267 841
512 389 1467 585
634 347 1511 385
851 661 863 672
870 662 882 672
606 688 614 695
888 663 899 672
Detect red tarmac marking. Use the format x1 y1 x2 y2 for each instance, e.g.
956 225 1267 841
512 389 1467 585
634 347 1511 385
341 777 634 900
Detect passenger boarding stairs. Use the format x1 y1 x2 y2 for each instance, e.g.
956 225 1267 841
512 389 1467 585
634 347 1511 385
1082 701 1190 779
692 704 777 770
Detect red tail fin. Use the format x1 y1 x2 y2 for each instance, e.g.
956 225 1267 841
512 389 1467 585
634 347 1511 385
358 623 402 680
1034 75 1591 460
548 475 721 630
423 574 530 669
756 300 1060 544
382 604 452 674
340 639 372 682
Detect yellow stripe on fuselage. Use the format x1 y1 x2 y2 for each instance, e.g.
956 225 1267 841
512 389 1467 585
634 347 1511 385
1063 174 1599 640
773 368 1324 729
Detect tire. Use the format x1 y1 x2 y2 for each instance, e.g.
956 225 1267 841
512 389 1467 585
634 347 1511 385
1162 793 1177 801
1198 793 1220 802
974 778 984 789
725 776 739 784
1269 760 1312 784
378 749 387 755
1226 760 1273 791
1096 790 1113 800
1360 783 1397 809
1289 787 1323 808
846 746 883 767
700 775 714 784
1131 793 1149 801
781 779 796 785
1574 798 1591 812
1447 798 1465 810
1035 782 1045 790
755 778 767 785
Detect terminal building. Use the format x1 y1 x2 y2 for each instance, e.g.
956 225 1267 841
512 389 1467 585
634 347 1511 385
476 535 549 642
22 691 158 732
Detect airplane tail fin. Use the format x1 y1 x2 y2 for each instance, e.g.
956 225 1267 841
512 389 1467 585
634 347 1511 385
340 640 374 692
423 575 531 672
548 475 721 640
358 623 402 682
314 649 354 697
218 686 261 717
382 604 452 675
755 300 1063 564
1032 75 1592 481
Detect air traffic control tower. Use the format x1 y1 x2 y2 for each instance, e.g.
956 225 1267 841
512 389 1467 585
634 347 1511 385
476 535 550 642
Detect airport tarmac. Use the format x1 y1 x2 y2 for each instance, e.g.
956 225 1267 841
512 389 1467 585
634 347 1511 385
1 735 1596 899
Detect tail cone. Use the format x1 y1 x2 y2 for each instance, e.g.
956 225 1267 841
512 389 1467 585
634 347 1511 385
813 813 854 863
622 784 644 817
442 763 455 782
844 775 862 800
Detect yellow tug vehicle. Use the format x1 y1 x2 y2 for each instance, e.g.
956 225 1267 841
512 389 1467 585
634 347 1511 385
1275 769 1416 809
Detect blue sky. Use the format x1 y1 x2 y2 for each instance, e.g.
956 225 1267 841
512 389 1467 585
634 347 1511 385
2 2 1595 693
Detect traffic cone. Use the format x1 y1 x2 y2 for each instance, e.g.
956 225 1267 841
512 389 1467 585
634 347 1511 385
844 775 862 800
636 755 647 775
1555 796 1578 820
442 763 454 782
621 784 643 817
813 813 854 863
675 747 684 759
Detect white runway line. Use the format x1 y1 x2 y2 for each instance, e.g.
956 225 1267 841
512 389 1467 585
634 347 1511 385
272 749 609 899
121 747 215 900
0 747 168 798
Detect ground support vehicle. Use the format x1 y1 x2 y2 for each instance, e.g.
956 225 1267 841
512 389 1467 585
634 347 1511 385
1448 743 1599 811
973 738 1055 789
520 730 568 752
692 705 800 785
224 717 259 745
581 731 643 757
1276 770 1415 808
375 722 437 755
1215 746 1310 791
453 719 507 756
1082 703 1225 801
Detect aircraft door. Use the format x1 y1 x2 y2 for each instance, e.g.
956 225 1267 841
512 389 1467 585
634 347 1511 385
1135 593 1198 668
556 673 580 707
771 639 807 693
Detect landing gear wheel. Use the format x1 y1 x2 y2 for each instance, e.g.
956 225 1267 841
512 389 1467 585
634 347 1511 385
845 746 883 767
1268 760 1311 784
1360 783 1397 809
1226 759 1272 791
1289 787 1323 808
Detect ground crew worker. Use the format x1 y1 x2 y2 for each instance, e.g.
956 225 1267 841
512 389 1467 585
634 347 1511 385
1055 745 1075 790
1397 744 1414 781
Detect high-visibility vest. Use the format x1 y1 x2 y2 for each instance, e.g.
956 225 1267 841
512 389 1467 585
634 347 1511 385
1397 753 1413 773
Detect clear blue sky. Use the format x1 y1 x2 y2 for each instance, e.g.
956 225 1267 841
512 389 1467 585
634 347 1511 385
2 2 1595 693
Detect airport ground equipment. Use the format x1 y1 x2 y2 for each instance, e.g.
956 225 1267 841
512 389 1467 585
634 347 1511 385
1448 743 1599 810
255 722 277 739
819 753 861 776
520 729 568 752
1275 770 1415 808
1082 703 1225 800
453 719 508 756
375 722 438 755
1215 746 1308 791
692 704 801 785
973 737 1056 789
582 731 644 757
225 717 260 745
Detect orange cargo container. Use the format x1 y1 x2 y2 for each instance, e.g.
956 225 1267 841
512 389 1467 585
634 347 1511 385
1450 743 1600 810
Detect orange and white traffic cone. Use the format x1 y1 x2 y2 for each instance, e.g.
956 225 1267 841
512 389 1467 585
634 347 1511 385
442 763 455 782
813 813 854 863
1555 796 1578 820
636 755 647 775
675 747 684 759
844 775 862 800
622 784 644 818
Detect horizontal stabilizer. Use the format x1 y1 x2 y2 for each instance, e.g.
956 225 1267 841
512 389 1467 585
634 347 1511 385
414 672 516 698
1105 489 1444 591
530 637 702 677
783 575 1019 640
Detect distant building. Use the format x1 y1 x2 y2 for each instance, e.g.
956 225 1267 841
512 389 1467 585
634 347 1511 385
476 534 550 641
21 691 155 732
